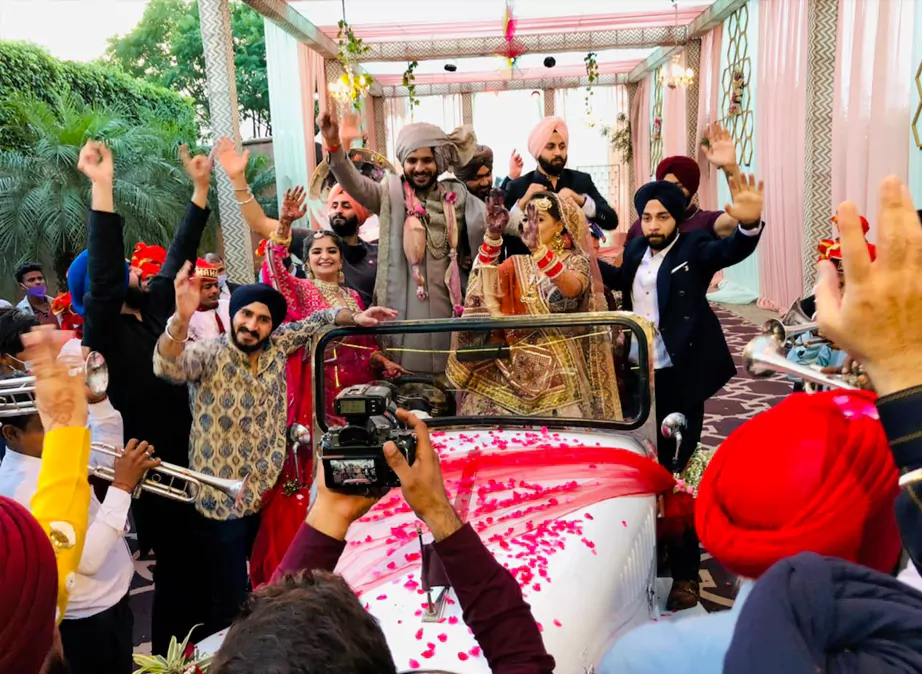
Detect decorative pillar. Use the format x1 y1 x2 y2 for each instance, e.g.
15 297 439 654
372 96 387 155
685 39 701 158
543 88 556 117
461 93 473 126
198 0 253 283
626 82 638 223
802 0 838 292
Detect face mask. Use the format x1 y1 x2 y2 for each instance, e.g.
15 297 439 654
25 284 46 298
217 274 228 289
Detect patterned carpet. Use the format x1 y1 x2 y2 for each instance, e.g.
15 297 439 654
127 304 791 650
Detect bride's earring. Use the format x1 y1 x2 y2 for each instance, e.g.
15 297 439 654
338 268 345 284
552 230 565 254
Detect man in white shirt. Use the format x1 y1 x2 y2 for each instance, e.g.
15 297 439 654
0 377 158 674
607 177 765 611
187 258 231 341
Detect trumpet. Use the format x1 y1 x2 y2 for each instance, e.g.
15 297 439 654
761 319 821 347
0 351 109 418
90 443 249 506
742 336 859 391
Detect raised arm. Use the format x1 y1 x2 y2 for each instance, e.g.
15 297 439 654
21 327 92 622
153 262 214 383
701 122 743 238
146 146 213 316
698 173 764 273
78 142 125 355
319 112 384 215
215 136 289 241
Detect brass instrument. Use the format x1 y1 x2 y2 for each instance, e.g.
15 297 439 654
743 336 859 391
761 298 826 348
90 443 249 506
0 351 108 418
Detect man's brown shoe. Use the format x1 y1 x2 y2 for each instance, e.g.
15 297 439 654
666 579 700 611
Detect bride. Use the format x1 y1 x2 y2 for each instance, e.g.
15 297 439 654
447 189 621 420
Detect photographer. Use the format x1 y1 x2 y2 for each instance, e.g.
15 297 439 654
211 409 555 674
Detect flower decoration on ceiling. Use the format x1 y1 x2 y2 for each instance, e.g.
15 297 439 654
495 0 527 76
331 18 373 110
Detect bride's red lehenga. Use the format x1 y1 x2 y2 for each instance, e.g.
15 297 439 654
249 240 383 587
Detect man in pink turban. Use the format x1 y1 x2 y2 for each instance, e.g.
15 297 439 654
502 116 619 258
625 122 744 243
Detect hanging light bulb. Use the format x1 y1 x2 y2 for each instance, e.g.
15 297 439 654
660 53 695 89
328 65 373 105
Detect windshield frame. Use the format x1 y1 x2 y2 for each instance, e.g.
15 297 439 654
312 311 652 433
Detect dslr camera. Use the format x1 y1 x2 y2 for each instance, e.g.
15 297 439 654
320 384 417 492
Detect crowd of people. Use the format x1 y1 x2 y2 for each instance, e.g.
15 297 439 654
0 100 920 674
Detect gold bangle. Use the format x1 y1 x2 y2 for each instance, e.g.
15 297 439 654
531 245 549 261
270 231 292 246
483 234 503 248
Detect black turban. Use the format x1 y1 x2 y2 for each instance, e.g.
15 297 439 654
455 145 494 182
229 283 287 331
634 181 688 225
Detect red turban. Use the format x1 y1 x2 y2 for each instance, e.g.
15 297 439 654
527 116 569 160
696 390 901 579
130 242 167 279
656 156 701 197
0 496 57 673
193 258 219 280
327 184 370 226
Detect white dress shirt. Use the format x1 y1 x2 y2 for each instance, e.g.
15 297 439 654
0 450 134 619
629 225 763 370
187 298 231 342
87 398 125 470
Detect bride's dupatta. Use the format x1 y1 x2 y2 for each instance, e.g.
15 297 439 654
447 195 621 420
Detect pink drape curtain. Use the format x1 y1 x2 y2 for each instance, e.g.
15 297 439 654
631 75 652 194
662 52 688 159
831 0 915 233
696 26 724 211
298 45 326 179
755 0 809 312
362 96 379 152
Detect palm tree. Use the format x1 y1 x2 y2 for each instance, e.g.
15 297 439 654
0 94 275 285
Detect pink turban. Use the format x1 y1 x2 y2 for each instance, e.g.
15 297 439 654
327 184 371 226
528 116 569 160
0 496 57 673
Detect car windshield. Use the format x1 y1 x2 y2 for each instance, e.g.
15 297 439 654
312 312 651 433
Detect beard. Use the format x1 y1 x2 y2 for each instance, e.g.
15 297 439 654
645 229 679 251
538 156 566 176
408 170 437 191
330 213 360 238
231 327 268 353
124 285 148 310
470 183 492 201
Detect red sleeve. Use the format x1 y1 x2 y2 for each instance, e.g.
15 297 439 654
434 524 556 674
269 523 346 583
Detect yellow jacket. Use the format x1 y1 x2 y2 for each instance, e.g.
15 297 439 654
29 426 92 621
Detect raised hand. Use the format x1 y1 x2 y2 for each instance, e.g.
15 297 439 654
173 261 202 322
214 136 250 180
20 326 86 432
383 409 462 542
815 177 922 396
522 203 540 250
509 149 524 180
517 182 546 211
702 122 738 169
354 306 399 327
340 112 360 147
180 144 213 190
77 141 114 184
558 187 586 207
279 186 308 233
485 188 509 239
306 456 387 541
724 173 764 227
319 111 341 149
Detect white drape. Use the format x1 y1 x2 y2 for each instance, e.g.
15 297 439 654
831 0 916 232
384 94 464 166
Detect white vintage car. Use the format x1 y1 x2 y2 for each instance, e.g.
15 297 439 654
198 313 699 672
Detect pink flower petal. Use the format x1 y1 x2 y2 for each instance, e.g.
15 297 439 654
438 633 448 643
458 652 470 661
409 660 421 669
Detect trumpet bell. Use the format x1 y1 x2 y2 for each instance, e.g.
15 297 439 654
0 350 109 418
743 335 858 391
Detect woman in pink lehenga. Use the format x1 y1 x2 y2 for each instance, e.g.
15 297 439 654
250 188 405 586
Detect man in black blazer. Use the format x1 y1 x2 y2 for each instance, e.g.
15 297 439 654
608 177 764 610
503 117 618 258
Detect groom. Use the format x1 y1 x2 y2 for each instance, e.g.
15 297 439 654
320 112 516 373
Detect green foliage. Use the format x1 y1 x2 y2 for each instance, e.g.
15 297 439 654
0 41 196 151
105 0 271 137
584 52 599 116
0 95 275 284
402 61 420 109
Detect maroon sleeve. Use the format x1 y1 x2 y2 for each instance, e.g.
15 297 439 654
434 524 556 674
269 523 346 583
625 217 642 243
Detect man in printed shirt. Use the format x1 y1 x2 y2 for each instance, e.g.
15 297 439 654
153 264 396 636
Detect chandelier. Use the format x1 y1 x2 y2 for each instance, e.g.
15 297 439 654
329 66 373 106
660 0 695 90
660 53 695 90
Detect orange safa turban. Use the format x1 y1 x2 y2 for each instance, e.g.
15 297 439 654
327 184 371 226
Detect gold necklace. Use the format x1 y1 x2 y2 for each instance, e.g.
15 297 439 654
313 278 359 311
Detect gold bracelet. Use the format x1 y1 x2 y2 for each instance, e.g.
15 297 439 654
531 245 549 261
270 231 292 246
484 234 503 248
